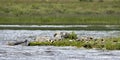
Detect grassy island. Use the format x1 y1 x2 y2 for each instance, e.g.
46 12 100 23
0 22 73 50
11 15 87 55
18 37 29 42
29 38 120 50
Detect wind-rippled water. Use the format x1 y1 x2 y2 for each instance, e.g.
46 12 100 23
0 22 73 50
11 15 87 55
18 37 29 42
1 30 120 41
0 45 120 60
0 30 120 60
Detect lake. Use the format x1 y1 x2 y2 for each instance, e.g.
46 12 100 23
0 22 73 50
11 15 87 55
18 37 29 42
0 25 120 60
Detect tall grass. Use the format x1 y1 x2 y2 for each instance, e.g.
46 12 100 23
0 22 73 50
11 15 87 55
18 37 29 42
0 14 120 25
0 0 120 25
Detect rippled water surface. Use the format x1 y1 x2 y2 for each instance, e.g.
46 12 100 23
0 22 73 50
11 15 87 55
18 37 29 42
1 30 120 41
0 30 120 60
0 46 120 60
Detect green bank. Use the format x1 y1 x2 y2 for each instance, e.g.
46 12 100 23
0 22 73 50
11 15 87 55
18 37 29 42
0 0 120 25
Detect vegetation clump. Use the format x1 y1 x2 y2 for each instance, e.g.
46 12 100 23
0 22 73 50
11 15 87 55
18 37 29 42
66 32 78 39
28 38 120 50
82 43 93 49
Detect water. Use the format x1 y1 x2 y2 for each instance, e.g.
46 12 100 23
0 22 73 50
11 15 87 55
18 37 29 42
0 30 120 42
0 25 120 60
0 46 120 60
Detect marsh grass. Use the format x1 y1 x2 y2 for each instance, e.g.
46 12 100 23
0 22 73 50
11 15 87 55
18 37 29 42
29 39 84 47
29 38 120 50
0 0 120 25
104 38 120 50
0 14 120 25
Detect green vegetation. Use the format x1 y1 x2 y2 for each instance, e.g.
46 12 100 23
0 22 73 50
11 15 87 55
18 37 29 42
0 14 120 25
0 0 120 25
104 38 120 50
29 38 120 50
67 32 78 39
29 39 84 47
1 25 120 30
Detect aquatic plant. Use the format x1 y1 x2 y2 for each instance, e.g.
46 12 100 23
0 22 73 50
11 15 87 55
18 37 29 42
67 32 78 39
28 38 120 50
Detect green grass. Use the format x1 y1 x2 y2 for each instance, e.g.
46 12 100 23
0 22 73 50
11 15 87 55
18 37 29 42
0 0 120 25
29 39 84 47
0 14 120 25
104 38 120 50
28 38 120 50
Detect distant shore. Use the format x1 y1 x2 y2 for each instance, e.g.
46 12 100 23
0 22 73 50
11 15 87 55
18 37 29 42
0 0 120 25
